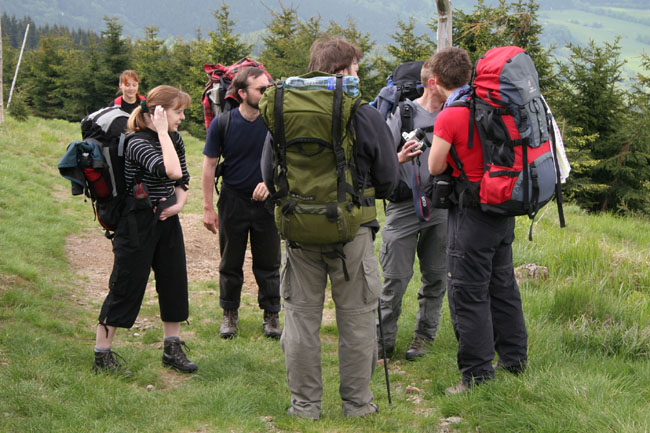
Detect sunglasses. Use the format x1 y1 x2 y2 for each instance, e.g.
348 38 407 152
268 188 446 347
247 85 270 94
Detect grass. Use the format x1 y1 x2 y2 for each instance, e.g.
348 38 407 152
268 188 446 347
1 116 649 432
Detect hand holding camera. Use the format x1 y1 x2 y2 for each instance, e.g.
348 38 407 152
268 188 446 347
402 128 430 153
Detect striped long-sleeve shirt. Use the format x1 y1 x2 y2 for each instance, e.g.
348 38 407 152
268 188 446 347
124 129 190 202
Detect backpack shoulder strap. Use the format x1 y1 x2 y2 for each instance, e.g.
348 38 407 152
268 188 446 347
217 110 231 152
399 100 415 134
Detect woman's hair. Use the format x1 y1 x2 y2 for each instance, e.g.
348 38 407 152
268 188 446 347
308 37 362 74
231 67 267 103
127 85 191 133
117 69 142 97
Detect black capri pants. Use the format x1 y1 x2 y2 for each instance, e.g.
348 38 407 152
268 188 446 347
98 208 189 328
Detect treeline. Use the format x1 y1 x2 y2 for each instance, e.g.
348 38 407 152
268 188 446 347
2 1 649 215
1 14 99 49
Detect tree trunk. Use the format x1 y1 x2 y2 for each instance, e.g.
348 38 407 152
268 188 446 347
436 0 453 51
1 0 5 124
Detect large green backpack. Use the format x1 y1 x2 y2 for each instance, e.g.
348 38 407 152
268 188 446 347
259 72 376 245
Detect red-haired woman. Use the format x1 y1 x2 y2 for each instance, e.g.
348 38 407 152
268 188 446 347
112 69 146 113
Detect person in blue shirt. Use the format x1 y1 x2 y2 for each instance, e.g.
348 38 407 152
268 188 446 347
201 67 282 339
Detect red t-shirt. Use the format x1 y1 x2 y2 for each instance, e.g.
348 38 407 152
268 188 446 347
433 106 484 182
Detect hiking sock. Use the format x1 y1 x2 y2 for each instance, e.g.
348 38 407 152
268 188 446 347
94 346 111 353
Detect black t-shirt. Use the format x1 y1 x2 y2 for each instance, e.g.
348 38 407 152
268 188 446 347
203 108 268 195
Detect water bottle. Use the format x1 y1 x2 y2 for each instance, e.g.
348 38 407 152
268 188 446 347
284 76 360 97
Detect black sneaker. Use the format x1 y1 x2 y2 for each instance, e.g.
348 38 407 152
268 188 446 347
162 339 198 373
93 350 131 375
263 310 282 339
220 309 239 339
405 336 431 361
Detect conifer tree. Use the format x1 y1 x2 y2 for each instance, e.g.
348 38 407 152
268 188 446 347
554 39 645 213
207 2 251 65
168 35 210 138
438 0 554 91
93 17 132 110
259 5 315 79
23 35 68 118
133 26 170 92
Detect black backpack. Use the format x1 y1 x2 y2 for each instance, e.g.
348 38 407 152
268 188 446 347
59 106 130 237
371 61 425 120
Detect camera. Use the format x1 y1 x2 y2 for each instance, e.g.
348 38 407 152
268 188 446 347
401 128 430 152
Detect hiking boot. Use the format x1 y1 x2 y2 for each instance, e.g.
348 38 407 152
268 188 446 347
220 309 239 339
92 349 131 375
263 310 282 339
162 338 198 373
405 336 431 361
343 402 379 418
445 381 470 395
287 406 319 421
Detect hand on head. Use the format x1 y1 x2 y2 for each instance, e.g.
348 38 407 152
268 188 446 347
151 105 169 132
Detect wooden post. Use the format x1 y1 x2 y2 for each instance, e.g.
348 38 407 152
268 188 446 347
7 23 29 110
436 0 452 51
0 0 4 124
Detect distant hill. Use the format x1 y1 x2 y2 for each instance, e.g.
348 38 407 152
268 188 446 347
3 0 648 73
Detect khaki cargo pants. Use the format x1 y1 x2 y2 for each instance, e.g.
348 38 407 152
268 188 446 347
280 227 380 418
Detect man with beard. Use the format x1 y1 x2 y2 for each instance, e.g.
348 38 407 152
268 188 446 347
202 67 282 339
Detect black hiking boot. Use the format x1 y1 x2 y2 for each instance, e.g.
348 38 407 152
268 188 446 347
263 310 282 339
162 338 198 373
220 309 239 339
92 349 131 375
405 336 431 361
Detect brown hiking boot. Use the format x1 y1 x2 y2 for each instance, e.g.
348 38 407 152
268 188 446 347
162 338 198 373
263 310 282 339
405 336 431 361
220 309 239 339
92 349 131 375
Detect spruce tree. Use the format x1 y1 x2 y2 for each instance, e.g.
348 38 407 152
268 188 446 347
133 26 170 92
554 39 643 213
93 17 132 111
259 5 315 79
207 2 252 65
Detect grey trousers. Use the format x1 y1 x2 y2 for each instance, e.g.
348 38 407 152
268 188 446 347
280 227 380 418
378 201 447 348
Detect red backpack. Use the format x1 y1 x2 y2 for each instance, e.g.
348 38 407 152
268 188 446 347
201 57 272 130
450 46 565 238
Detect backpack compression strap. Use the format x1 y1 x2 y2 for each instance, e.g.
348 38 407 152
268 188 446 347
331 74 348 204
272 81 290 199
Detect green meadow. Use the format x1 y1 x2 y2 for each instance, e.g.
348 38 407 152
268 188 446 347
0 116 648 432
540 7 649 75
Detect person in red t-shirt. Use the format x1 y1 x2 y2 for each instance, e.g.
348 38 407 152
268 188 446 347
426 47 528 395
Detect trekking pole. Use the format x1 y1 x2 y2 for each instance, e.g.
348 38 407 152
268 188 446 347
377 299 394 408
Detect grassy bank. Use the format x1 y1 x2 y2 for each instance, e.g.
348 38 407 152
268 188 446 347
0 116 648 432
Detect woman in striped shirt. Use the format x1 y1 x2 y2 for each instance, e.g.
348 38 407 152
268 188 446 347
93 85 198 375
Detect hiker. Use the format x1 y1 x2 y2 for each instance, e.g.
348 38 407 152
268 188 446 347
93 85 198 374
377 56 448 361
111 69 146 114
260 37 398 419
427 48 528 394
201 67 282 339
